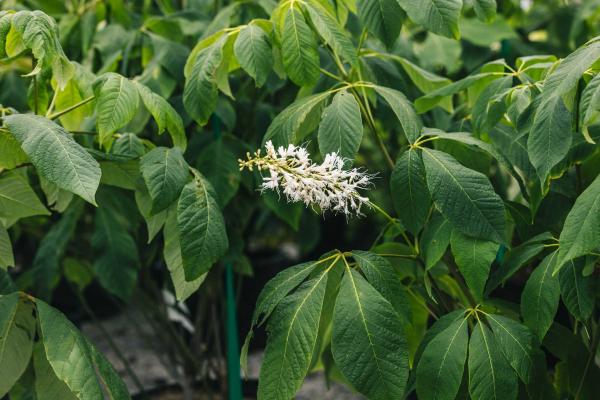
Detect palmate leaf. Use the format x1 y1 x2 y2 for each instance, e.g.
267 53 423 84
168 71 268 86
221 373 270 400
317 90 363 160
5 114 101 205
234 24 273 87
416 316 469 400
397 0 463 39
332 268 409 400
0 170 49 221
281 6 320 87
93 73 140 147
468 321 518 400
421 148 506 243
0 293 36 397
390 149 431 234
257 268 329 400
177 171 228 281
357 0 404 48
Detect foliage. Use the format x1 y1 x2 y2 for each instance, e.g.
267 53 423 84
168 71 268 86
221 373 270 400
0 0 600 399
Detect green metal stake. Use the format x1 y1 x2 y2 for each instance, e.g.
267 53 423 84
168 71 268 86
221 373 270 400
212 116 243 400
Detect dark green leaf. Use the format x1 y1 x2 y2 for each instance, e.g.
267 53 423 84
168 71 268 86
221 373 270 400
281 7 320 86
357 0 404 48
317 90 363 160
234 24 272 87
374 85 422 143
420 212 452 269
397 0 462 39
558 258 594 321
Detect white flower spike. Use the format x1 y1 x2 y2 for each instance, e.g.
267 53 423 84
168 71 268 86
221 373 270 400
239 141 373 217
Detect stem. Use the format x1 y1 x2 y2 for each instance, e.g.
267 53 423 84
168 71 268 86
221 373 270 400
48 95 95 120
406 287 439 320
33 75 39 115
46 87 60 117
368 201 415 252
320 68 344 82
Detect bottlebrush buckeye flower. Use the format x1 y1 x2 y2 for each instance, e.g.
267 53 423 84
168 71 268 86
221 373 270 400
239 141 373 217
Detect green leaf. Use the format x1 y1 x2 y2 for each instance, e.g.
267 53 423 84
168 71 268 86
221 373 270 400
473 0 497 22
317 90 363 160
332 268 409 400
0 170 49 221
0 225 14 270
0 270 16 295
0 130 28 170
397 0 462 39
234 24 272 87
0 293 36 397
4 114 101 205
33 343 78 400
556 175 600 268
373 85 422 143
262 91 330 147
468 321 518 400
416 316 469 400
281 6 320 86
352 250 410 320
422 148 506 243
394 56 453 112
134 186 166 243
304 1 357 65
140 147 189 214
177 172 228 281
420 212 452 269
521 251 560 341
357 0 404 48
183 35 226 126
37 299 130 399
197 139 241 207
558 258 594 321
94 73 140 146
390 149 431 234
487 314 537 384
163 210 205 302
257 269 329 400
450 230 498 300
135 82 187 151
99 160 140 191
580 72 600 142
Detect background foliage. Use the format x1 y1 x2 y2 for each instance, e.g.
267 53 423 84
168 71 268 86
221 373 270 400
0 0 600 399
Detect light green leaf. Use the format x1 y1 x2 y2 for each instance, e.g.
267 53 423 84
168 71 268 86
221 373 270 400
421 213 452 269
557 175 600 268
373 85 422 143
460 17 517 47
94 73 140 146
52 64 95 132
450 230 498 300
234 24 272 87
0 224 14 270
580 72 600 142
0 293 36 397
135 82 187 151
487 314 537 384
521 251 560 341
416 316 469 400
257 269 329 400
262 91 330 147
0 130 28 170
317 90 363 160
397 0 462 39
391 149 431 234
332 268 409 400
163 210 205 302
0 170 49 221
4 114 101 205
468 321 518 400
357 0 404 48
177 172 228 281
422 148 505 243
394 56 453 112
33 343 78 400
183 35 226 126
281 6 320 86
473 0 497 22
558 258 594 321
304 1 357 65
140 147 189 214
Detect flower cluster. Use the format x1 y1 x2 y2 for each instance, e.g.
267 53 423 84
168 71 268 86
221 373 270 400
239 141 373 217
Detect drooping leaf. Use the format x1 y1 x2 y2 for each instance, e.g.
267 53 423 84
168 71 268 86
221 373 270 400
374 85 422 143
234 24 272 87
420 212 452 269
357 0 404 48
33 343 77 400
140 146 189 214
521 251 560 341
556 175 600 268
281 6 320 86
558 258 594 321
134 185 166 243
257 269 329 400
422 148 506 243
468 321 518 400
177 171 228 280
5 114 101 205
0 170 49 221
94 73 140 146
397 0 462 39
450 230 498 300
416 316 469 400
317 90 363 160
332 268 409 400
